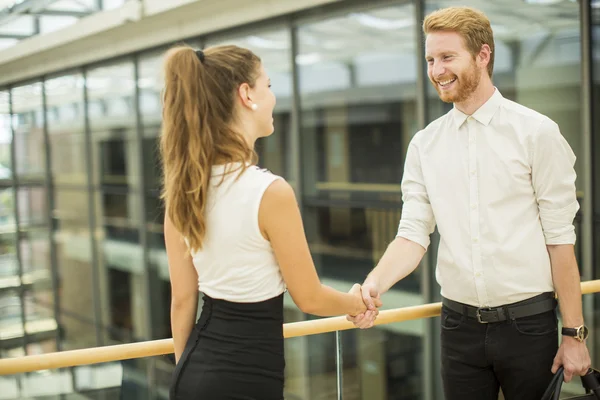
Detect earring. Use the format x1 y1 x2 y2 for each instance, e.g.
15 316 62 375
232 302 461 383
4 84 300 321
251 104 258 111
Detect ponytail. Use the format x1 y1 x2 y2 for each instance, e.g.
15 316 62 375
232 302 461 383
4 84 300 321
159 45 260 253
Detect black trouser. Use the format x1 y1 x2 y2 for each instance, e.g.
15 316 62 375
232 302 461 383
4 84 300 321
440 295 558 400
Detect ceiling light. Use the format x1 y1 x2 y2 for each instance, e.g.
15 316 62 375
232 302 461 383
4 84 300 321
523 0 563 4
246 35 288 50
295 53 321 65
350 13 413 30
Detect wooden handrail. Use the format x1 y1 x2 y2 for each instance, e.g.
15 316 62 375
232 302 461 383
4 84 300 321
1 279 600 375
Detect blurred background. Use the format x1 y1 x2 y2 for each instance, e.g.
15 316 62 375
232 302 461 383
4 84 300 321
0 0 598 399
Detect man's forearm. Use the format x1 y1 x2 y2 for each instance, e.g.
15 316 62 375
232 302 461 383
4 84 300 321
548 244 584 327
364 236 426 294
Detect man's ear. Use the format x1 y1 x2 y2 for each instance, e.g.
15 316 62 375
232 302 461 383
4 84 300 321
479 44 492 69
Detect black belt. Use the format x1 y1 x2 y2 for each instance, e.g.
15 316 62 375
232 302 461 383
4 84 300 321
442 292 557 324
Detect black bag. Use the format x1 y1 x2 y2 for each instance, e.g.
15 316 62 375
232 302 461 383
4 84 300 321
541 367 600 400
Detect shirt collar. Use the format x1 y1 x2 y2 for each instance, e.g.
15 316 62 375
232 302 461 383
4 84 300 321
451 88 503 128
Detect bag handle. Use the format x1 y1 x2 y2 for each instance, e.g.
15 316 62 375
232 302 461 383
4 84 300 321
582 368 600 397
542 367 600 399
541 366 564 400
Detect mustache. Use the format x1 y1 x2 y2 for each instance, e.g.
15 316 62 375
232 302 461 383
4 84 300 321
435 75 457 82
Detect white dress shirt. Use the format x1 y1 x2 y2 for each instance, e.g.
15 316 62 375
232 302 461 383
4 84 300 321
397 88 579 307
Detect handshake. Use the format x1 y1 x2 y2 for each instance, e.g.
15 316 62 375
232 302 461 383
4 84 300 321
346 282 382 329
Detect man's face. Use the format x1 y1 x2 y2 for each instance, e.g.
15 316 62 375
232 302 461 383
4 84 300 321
425 31 481 104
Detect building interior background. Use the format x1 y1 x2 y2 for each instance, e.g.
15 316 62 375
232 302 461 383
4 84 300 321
0 0 599 399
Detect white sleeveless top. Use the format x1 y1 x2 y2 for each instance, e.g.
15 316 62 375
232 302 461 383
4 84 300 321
189 163 287 302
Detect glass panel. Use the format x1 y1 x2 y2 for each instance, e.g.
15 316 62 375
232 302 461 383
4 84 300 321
19 227 55 355
138 49 162 192
53 188 97 350
342 322 424 400
17 186 47 228
0 345 25 359
87 61 138 189
0 92 18 283
20 229 51 285
296 2 421 397
94 187 144 345
298 6 417 202
87 60 146 345
145 193 163 226
284 333 339 399
23 290 57 349
304 205 418 292
11 83 45 181
0 91 12 180
0 362 123 399
0 293 23 344
58 313 97 352
0 228 18 279
147 230 170 340
45 74 87 186
206 28 294 180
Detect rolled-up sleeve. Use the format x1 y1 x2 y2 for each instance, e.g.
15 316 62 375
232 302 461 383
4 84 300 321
396 141 436 250
531 118 580 245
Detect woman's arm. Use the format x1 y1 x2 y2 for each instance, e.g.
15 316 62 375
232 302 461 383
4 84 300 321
259 179 376 317
165 215 199 363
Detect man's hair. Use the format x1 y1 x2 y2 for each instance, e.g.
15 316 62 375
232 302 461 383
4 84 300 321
423 6 495 78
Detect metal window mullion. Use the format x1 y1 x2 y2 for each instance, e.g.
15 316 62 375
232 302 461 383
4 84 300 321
134 54 157 399
580 0 595 363
83 69 104 347
8 88 28 355
414 1 442 399
335 330 343 400
133 55 152 338
41 78 62 352
289 22 303 208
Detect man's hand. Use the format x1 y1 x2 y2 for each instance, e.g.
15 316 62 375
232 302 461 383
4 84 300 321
346 282 381 329
551 337 591 382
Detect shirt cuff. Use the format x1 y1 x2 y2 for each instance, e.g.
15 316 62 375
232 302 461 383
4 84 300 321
396 230 431 251
539 200 579 245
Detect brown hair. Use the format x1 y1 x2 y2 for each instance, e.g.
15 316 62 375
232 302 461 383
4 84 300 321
159 44 261 253
423 6 495 78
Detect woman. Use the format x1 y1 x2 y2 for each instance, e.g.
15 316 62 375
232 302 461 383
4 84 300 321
161 44 380 400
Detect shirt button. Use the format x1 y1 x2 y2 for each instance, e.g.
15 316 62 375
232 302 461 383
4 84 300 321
473 237 479 243
471 204 477 210
471 170 476 176
475 272 482 277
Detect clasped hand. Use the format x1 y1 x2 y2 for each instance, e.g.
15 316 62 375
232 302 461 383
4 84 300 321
347 282 381 329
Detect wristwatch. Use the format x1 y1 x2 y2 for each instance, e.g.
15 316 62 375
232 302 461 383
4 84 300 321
561 325 589 342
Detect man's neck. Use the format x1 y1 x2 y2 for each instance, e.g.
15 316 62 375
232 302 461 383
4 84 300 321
454 79 496 116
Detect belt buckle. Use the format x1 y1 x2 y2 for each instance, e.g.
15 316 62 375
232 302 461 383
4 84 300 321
476 307 493 324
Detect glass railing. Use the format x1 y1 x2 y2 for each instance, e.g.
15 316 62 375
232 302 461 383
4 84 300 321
0 280 599 399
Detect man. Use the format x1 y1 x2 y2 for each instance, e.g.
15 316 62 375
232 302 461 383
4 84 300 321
348 6 591 400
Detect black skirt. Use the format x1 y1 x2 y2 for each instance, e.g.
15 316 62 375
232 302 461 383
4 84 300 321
169 293 285 400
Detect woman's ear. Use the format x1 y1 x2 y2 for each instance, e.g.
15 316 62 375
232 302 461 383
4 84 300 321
237 83 254 110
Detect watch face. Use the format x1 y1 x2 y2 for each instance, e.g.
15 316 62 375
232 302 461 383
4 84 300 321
578 325 589 341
